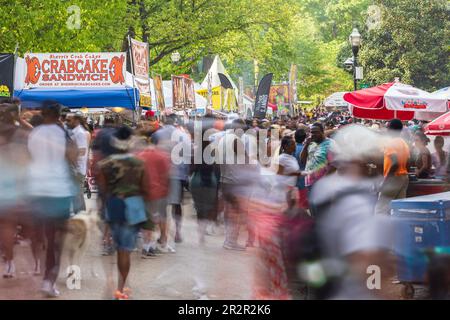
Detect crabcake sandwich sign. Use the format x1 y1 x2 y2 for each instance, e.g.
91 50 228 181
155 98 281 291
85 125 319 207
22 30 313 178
24 52 126 88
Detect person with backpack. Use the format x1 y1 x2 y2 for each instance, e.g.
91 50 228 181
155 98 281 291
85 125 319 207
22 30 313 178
305 124 393 299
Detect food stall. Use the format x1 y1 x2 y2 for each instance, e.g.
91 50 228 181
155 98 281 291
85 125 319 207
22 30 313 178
344 81 450 196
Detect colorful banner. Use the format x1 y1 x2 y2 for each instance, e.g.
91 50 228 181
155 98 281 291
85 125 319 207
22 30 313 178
253 73 273 119
289 64 297 108
269 84 289 114
153 74 165 111
130 38 149 79
24 52 126 88
0 53 14 98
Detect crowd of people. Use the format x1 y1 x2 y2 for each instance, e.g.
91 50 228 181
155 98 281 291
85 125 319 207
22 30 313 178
1 98 450 300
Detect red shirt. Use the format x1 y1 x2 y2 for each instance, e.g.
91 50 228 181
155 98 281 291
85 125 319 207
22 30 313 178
136 148 171 201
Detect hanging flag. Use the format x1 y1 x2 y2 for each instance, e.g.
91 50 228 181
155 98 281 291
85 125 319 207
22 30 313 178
253 73 273 119
153 74 165 111
0 53 14 98
218 73 233 89
289 64 298 114
130 38 149 79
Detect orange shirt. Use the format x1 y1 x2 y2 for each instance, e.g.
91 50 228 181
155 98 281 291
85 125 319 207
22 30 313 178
383 137 410 177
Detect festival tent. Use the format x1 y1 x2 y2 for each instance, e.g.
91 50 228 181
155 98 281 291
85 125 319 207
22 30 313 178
13 57 140 110
15 87 139 109
324 92 349 109
200 55 238 90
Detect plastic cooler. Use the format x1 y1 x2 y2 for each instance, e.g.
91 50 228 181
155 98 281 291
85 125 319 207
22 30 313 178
391 192 450 283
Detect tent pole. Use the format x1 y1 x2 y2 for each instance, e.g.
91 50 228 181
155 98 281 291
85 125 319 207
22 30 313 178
128 35 139 126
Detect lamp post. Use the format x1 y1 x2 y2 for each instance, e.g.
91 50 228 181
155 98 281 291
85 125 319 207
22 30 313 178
349 28 361 91
171 51 181 65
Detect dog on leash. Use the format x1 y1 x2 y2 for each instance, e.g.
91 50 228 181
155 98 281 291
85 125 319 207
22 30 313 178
64 209 101 280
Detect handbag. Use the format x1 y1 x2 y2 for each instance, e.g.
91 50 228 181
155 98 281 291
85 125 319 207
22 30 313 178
124 196 148 226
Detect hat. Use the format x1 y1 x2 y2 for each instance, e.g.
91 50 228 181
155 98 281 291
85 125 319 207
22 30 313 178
145 110 156 118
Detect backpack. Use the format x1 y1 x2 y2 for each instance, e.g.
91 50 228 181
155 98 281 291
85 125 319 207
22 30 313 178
58 125 79 176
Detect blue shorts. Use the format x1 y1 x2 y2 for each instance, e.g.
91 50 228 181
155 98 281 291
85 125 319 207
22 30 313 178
109 223 139 252
30 197 72 220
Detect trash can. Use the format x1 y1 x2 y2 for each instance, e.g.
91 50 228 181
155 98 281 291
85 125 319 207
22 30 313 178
391 192 450 298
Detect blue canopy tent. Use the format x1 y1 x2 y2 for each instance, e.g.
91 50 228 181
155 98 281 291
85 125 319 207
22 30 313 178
14 87 140 109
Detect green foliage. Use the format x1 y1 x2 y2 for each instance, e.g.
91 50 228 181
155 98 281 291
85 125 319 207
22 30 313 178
0 0 446 102
359 0 450 91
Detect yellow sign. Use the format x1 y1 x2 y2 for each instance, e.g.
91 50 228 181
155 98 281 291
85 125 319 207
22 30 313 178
0 85 10 97
196 86 237 112
140 94 152 107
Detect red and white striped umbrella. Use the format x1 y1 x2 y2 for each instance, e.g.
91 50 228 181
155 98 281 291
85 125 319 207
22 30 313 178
424 111 450 136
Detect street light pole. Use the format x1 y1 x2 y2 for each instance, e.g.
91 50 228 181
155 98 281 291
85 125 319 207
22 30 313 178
349 28 361 91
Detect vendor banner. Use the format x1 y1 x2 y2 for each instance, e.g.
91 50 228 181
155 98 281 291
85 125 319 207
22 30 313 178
184 77 195 109
130 38 149 79
172 75 196 110
0 53 14 98
135 77 151 107
172 75 186 110
24 52 126 88
153 74 165 111
253 73 273 119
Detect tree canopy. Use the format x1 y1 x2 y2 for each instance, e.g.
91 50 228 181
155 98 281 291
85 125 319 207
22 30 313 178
0 0 448 101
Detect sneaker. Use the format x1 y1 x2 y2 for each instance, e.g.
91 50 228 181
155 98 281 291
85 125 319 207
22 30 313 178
158 244 176 253
102 245 115 256
175 233 182 243
141 248 156 258
41 280 60 298
3 261 16 279
223 243 246 251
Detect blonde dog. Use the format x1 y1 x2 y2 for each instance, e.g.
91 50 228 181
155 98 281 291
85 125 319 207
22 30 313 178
64 209 101 280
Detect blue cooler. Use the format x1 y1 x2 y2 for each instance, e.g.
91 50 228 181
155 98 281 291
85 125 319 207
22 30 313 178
391 192 450 283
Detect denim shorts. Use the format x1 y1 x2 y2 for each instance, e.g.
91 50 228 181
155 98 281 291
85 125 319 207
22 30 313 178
109 222 139 252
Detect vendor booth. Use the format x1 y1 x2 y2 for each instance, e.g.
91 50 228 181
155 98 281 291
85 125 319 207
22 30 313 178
13 53 140 111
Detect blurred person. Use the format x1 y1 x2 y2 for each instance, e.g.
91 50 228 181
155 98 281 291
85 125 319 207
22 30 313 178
136 137 171 257
26 101 77 297
294 128 308 209
309 125 394 299
190 121 219 245
374 119 410 216
432 136 448 179
413 132 432 179
96 126 146 299
218 119 255 251
91 117 118 256
152 114 190 250
300 122 335 215
66 112 89 213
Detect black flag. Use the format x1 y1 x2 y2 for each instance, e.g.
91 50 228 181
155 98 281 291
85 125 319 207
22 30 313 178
218 73 233 89
0 54 14 99
253 73 273 119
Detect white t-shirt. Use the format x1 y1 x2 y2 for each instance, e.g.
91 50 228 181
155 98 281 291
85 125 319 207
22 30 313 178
70 125 89 176
27 124 76 197
277 153 300 187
